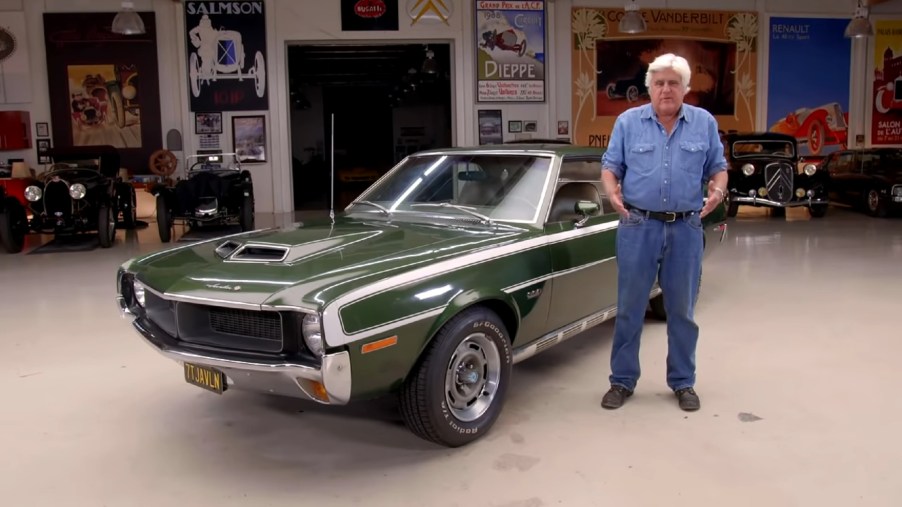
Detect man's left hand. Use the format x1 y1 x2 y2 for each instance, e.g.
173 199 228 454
700 187 723 218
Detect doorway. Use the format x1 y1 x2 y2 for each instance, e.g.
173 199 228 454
286 42 453 212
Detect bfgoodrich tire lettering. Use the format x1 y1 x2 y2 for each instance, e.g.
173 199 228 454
399 306 512 447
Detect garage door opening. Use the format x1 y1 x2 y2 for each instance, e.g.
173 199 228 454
286 42 453 212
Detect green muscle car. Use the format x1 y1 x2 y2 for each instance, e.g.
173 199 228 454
116 144 728 447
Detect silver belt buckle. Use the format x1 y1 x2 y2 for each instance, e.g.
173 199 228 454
664 211 677 222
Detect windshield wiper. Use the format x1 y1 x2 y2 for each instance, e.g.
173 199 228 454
410 203 494 225
351 200 391 215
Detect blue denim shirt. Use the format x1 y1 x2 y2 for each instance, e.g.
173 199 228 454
601 103 727 212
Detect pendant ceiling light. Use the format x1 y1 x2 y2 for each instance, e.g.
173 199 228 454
619 0 646 34
845 2 874 38
112 0 146 35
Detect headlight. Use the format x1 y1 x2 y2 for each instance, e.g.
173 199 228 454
24 185 42 202
69 183 87 199
133 281 146 307
803 164 817 176
742 163 755 176
302 313 324 356
892 186 902 197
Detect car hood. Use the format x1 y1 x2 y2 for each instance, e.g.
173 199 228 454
129 216 531 310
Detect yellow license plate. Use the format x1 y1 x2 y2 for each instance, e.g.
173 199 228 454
183 363 226 394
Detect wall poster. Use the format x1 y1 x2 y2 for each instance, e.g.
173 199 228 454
476 1 546 102
767 17 850 157
43 12 162 173
872 19 902 146
570 8 758 147
184 1 268 111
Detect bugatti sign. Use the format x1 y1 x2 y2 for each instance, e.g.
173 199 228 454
342 0 399 30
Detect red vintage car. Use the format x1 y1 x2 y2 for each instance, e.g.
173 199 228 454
769 102 848 156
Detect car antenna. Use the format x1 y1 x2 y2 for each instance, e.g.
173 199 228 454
330 113 335 224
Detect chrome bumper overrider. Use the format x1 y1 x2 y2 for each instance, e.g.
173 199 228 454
731 196 829 208
117 296 351 405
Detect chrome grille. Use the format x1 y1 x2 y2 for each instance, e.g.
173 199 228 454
43 180 71 216
208 307 281 341
764 162 794 203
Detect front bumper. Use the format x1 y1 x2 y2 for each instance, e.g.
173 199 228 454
117 296 352 404
730 195 828 208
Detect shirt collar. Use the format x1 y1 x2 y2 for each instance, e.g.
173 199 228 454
641 103 690 123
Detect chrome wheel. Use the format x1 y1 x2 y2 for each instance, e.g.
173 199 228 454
444 332 501 422
868 190 880 212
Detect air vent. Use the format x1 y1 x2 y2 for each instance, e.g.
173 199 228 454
215 240 241 259
231 244 289 262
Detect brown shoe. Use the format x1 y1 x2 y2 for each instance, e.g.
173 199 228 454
675 387 700 411
601 385 633 409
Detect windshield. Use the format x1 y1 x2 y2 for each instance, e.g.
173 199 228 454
731 140 794 158
349 153 553 223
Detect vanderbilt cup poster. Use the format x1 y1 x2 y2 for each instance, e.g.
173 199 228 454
767 17 851 157
184 1 268 111
476 1 546 102
872 19 902 145
570 8 758 147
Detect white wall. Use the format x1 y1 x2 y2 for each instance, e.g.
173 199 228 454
5 0 902 214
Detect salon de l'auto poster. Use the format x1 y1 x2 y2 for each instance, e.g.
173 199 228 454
872 19 902 145
570 8 757 147
476 1 546 102
767 17 851 157
184 1 268 111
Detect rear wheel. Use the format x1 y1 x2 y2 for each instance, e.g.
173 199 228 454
239 194 254 231
156 195 172 242
866 188 889 218
399 307 512 447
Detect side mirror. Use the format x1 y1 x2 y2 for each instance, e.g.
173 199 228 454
574 200 599 227
575 200 599 216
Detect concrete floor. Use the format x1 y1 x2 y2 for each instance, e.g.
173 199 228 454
1 205 900 506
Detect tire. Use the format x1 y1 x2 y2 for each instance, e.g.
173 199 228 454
0 199 27 253
627 85 639 102
121 186 137 229
239 194 254 231
865 188 889 218
725 193 739 217
156 194 172 242
808 204 828 218
97 206 115 248
399 306 513 447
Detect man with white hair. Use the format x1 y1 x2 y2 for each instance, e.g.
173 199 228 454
599 53 728 411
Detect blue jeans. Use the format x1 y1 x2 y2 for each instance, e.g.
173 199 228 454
609 208 704 392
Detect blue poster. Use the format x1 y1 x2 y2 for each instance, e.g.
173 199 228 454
475 0 546 102
767 17 851 157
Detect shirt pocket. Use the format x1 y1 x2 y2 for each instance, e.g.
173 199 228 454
678 140 708 176
626 143 657 175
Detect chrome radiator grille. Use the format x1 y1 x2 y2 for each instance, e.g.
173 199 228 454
764 162 794 203
43 180 71 216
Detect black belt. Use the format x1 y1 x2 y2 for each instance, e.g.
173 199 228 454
625 204 696 223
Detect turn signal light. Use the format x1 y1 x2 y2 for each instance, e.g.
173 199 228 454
311 381 328 401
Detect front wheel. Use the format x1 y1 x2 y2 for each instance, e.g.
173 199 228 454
399 307 512 447
808 204 828 218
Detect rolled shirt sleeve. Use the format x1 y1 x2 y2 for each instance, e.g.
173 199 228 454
703 115 728 180
601 117 626 180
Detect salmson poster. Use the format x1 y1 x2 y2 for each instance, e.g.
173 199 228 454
476 1 546 102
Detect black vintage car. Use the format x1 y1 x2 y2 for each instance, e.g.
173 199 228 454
723 132 830 218
820 148 902 217
0 146 135 253
151 153 254 242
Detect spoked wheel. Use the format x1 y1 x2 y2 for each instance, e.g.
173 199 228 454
189 53 201 97
866 188 889 217
0 199 27 253
400 307 512 447
253 51 266 97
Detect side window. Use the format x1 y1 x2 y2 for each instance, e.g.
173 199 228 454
834 153 854 174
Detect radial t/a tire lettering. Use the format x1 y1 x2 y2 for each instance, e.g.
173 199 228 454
399 306 512 447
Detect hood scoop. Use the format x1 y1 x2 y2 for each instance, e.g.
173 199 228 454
215 240 289 262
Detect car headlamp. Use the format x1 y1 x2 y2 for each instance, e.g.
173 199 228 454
803 164 817 176
69 183 87 200
742 163 755 176
132 280 146 307
302 313 324 356
24 185 42 202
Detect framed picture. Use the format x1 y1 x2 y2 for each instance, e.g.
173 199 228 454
477 109 503 145
195 112 223 134
508 120 522 133
232 115 266 163
36 138 52 164
36 122 50 138
557 120 569 136
524 121 537 133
